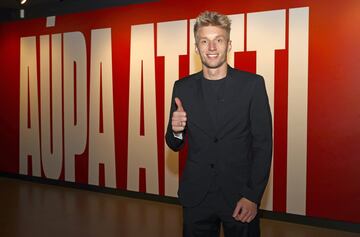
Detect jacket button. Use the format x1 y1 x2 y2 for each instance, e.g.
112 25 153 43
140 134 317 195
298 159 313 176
214 137 218 143
210 164 215 168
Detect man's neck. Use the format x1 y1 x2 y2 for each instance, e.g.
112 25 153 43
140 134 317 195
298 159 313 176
203 63 228 80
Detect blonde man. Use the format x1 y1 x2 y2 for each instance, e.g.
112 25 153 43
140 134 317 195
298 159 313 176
166 11 272 237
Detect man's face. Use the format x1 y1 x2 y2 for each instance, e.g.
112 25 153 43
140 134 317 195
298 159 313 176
195 25 232 70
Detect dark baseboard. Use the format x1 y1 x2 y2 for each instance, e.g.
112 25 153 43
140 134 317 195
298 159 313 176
260 210 360 233
1 172 359 233
0 172 180 204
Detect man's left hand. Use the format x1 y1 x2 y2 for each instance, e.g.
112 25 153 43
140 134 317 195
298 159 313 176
232 197 258 223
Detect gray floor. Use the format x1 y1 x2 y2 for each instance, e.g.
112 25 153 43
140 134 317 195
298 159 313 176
0 177 358 237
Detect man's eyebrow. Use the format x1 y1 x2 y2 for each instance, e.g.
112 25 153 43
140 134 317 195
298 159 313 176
198 35 226 40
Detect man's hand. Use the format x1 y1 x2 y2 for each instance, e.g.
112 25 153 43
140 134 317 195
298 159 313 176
232 197 258 223
172 97 187 133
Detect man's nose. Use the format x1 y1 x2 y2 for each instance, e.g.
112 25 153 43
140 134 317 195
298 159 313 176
208 40 217 51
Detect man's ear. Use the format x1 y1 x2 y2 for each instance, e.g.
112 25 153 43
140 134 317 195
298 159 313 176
195 43 199 54
228 40 232 52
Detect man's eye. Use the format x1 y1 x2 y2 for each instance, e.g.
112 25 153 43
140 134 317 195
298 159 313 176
201 40 207 44
217 39 223 43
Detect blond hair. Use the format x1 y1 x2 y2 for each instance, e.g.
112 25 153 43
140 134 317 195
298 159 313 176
194 11 231 40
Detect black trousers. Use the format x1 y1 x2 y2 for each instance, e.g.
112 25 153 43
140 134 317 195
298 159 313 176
182 187 260 237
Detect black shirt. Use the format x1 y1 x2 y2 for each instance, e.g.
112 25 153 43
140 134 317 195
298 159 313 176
201 75 227 130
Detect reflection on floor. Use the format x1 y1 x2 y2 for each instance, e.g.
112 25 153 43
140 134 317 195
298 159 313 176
0 177 358 237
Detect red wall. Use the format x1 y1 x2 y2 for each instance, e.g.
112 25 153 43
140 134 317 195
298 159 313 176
0 0 359 223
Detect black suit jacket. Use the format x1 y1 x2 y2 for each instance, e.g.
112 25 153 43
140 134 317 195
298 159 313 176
165 66 272 208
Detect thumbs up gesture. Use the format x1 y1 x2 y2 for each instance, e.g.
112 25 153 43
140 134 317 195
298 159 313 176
172 97 187 133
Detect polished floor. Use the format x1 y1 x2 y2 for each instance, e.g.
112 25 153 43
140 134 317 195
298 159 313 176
0 177 358 237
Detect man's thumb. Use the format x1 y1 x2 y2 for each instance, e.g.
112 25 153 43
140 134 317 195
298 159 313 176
175 97 184 112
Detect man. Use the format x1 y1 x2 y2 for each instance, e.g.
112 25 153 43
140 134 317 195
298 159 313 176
165 11 272 237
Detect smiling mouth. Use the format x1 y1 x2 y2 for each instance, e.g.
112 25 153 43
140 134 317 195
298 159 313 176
207 54 219 58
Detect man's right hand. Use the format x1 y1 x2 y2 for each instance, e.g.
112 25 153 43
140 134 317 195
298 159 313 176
172 97 187 133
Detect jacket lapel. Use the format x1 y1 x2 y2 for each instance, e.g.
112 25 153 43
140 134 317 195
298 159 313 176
215 67 241 139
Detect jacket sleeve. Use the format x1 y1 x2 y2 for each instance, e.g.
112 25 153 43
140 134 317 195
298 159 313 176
242 76 273 205
165 81 186 151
